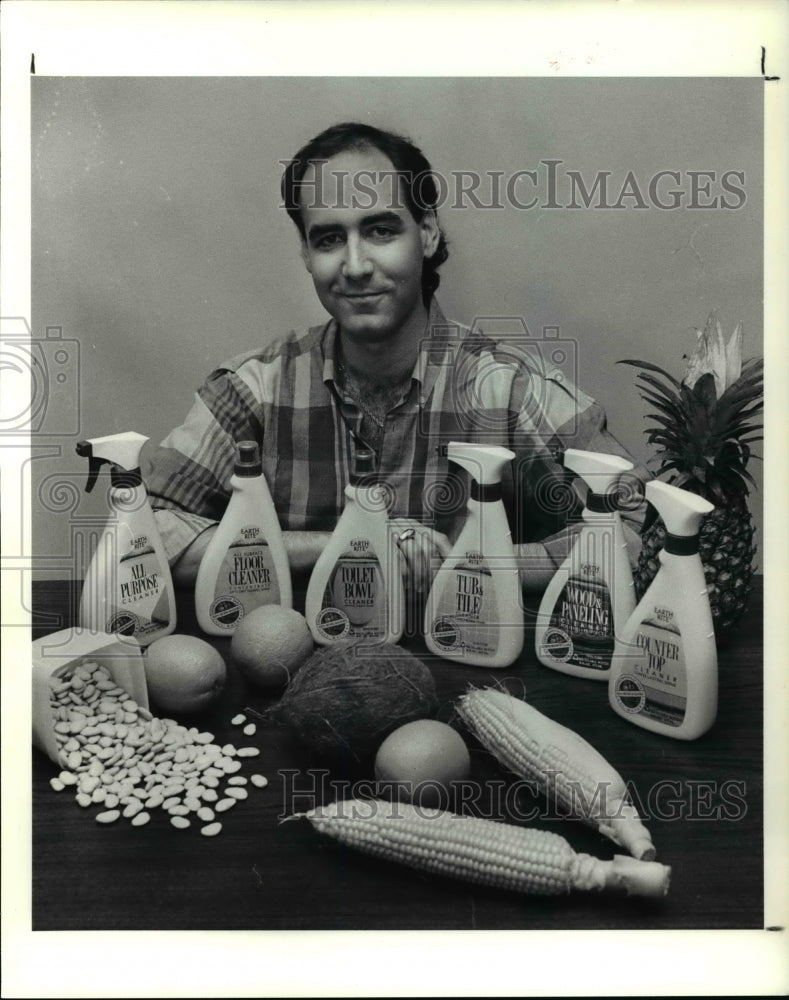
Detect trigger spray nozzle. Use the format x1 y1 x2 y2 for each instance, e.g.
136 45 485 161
76 432 148 492
75 442 104 494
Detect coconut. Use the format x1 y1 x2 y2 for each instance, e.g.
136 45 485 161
266 640 438 763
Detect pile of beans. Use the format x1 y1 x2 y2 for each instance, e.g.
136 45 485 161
47 659 268 837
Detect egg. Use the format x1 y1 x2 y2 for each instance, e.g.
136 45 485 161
374 719 471 807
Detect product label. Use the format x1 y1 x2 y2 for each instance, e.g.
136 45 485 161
209 526 280 629
317 540 387 641
613 613 687 726
429 553 501 659
540 572 614 671
108 536 172 640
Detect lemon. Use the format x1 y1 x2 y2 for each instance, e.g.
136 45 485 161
231 605 313 689
144 634 227 715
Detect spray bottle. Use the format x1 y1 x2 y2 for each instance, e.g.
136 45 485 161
424 443 522 668
535 449 636 679
608 480 717 739
77 432 176 644
195 440 292 635
305 447 404 645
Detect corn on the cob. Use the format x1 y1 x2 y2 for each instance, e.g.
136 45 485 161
457 688 655 861
304 798 670 897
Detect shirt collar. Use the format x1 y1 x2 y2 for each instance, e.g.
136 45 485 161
415 298 463 406
321 297 462 406
322 320 340 386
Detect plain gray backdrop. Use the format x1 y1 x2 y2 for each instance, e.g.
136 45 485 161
31 77 764 575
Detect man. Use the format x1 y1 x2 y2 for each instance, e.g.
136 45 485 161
146 122 646 592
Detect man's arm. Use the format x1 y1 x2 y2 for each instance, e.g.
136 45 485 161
171 526 332 588
517 542 559 593
511 364 650 576
145 364 265 568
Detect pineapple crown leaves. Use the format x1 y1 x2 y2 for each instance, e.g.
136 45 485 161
683 310 743 396
618 314 763 505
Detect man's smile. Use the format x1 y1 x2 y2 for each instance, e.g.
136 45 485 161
337 291 388 301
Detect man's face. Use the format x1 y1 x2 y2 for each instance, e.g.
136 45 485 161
298 147 439 344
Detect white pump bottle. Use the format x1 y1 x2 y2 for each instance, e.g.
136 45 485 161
195 440 292 635
535 448 636 679
424 443 522 668
77 432 176 644
305 448 404 645
608 479 717 739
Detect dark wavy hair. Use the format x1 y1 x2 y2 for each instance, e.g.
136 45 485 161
281 122 449 305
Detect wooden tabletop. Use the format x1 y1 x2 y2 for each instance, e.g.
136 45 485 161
31 577 764 931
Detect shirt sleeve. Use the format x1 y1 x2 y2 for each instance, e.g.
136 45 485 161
511 365 650 570
145 366 265 565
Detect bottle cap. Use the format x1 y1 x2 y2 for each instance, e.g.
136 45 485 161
350 447 376 483
234 440 262 477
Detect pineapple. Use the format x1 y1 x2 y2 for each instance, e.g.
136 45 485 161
620 311 763 640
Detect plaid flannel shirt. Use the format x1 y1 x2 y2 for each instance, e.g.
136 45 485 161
146 299 648 567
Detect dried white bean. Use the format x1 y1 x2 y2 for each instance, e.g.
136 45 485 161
250 774 268 788
49 659 253 839
78 777 97 797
